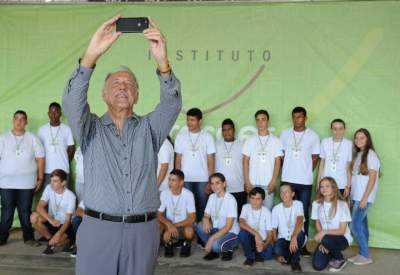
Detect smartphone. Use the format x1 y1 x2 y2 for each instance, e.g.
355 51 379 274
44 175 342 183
116 17 149 33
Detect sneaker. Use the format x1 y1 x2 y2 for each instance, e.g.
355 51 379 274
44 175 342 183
301 247 311 257
348 254 360 263
203 252 219 261
164 241 174 258
221 251 233 261
62 244 74 253
0 240 7 246
24 239 41 247
255 255 264 263
70 246 77 258
42 245 55 255
353 255 373 266
291 262 302 272
329 259 347 272
243 258 255 266
180 241 191 257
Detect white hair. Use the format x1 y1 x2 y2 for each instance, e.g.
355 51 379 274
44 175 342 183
102 66 139 93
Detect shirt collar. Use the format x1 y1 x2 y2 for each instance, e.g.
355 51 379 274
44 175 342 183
100 112 139 126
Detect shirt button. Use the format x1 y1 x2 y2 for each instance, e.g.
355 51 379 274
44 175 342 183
125 174 129 177
164 81 167 84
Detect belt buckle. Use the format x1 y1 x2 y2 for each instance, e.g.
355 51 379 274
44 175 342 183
99 213 104 221
122 215 127 223
144 213 148 222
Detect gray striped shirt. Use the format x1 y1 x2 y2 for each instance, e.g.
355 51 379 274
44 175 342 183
62 64 181 215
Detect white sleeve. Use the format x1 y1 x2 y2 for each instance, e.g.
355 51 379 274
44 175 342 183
319 140 326 159
40 185 51 203
367 151 380 172
241 139 251 157
310 201 319 220
204 195 213 215
280 131 287 152
311 133 320 155
271 207 279 229
206 134 216 155
33 135 45 158
66 126 75 146
239 204 249 220
174 134 183 154
339 201 352 223
227 197 238 218
158 191 167 212
265 210 273 231
186 191 196 213
158 142 170 164
274 138 284 157
66 193 76 214
0 136 4 159
346 142 353 162
295 201 304 217
37 127 45 145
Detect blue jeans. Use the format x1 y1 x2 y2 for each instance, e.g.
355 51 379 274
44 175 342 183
184 182 208 222
71 215 83 243
274 231 306 264
312 235 349 271
351 200 372 257
195 222 239 253
288 183 312 236
238 230 273 260
0 188 34 242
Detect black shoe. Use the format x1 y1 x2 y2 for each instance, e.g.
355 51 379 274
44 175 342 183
70 246 77 258
221 251 233 261
62 244 74 253
42 245 55 255
0 239 6 246
243 258 255 266
301 247 311 257
164 241 174 258
291 262 302 272
255 255 264 263
179 241 191 257
203 252 220 261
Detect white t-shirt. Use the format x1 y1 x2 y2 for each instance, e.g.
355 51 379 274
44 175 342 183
311 200 353 244
38 123 74 174
175 129 216 182
215 140 244 193
280 128 320 185
40 185 76 225
320 138 352 189
74 147 84 183
242 134 283 187
158 188 196 224
272 200 304 240
157 139 174 192
350 150 380 203
205 192 240 234
0 131 45 189
240 203 273 240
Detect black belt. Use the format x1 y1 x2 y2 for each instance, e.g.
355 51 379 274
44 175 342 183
85 208 157 223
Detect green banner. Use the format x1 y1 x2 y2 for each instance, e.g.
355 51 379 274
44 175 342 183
0 1 399 249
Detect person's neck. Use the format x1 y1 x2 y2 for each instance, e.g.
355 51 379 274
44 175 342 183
54 187 65 194
216 191 225 198
333 136 343 142
293 126 306 132
258 129 269 136
251 205 262 210
283 200 293 208
50 121 61 127
224 138 235 142
12 129 25 136
323 197 332 203
171 188 182 196
108 108 133 133
189 127 201 134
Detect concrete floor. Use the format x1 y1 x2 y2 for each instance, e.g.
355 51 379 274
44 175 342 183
0 229 399 275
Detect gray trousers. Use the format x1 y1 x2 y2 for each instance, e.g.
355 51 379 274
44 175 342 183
76 215 159 275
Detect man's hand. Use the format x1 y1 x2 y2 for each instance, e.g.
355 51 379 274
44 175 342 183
255 234 264 253
203 219 212 234
49 218 61 228
166 223 179 239
34 179 43 193
267 180 275 194
81 15 123 68
289 237 298 253
143 17 169 70
244 181 252 193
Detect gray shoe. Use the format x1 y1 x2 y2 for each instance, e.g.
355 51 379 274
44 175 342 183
353 255 373 266
24 239 41 247
329 259 347 272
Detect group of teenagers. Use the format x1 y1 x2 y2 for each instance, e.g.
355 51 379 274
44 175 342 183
0 102 380 273
156 106 380 273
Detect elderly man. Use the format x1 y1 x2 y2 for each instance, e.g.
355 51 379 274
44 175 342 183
62 16 182 275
